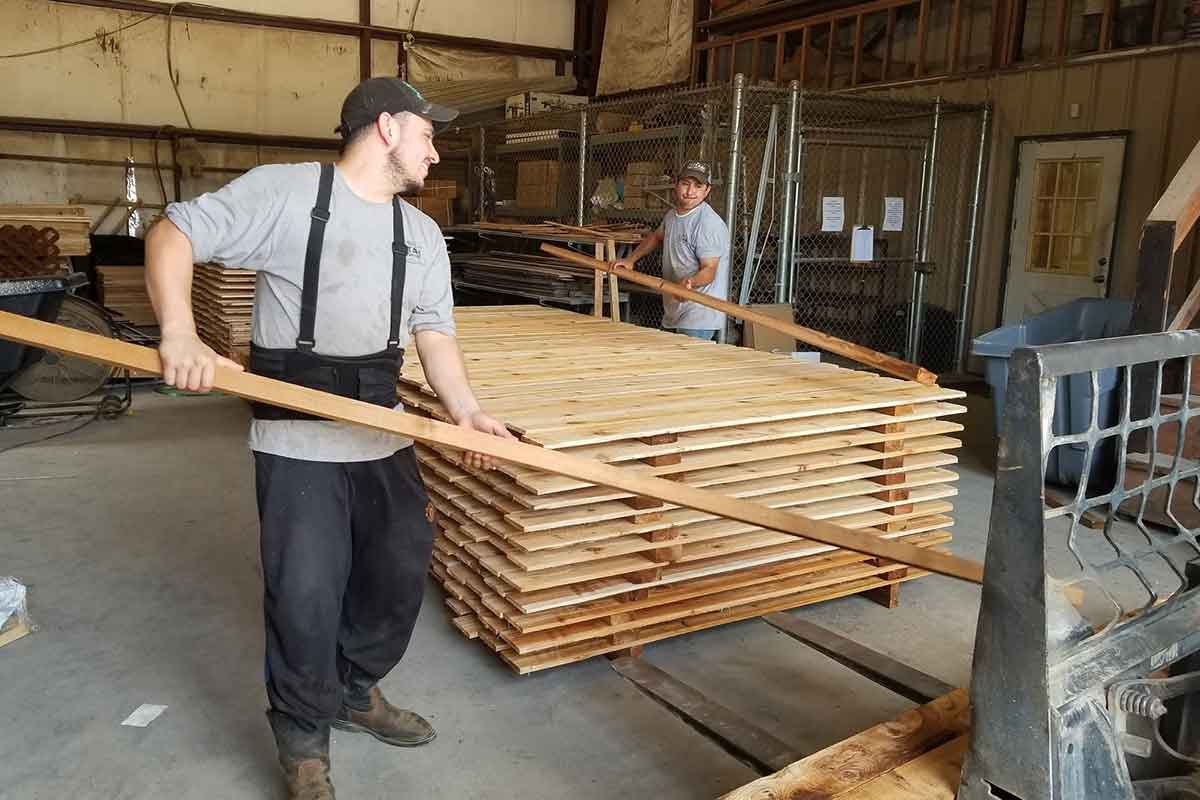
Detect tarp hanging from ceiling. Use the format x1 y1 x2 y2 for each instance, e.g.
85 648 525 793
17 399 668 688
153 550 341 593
596 0 693 96
407 43 575 116
416 76 578 115
407 43 557 83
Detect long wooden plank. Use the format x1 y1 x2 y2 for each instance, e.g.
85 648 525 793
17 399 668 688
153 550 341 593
501 571 926 673
539 243 937 385
0 310 983 583
718 689 969 800
835 737 966 799
504 532 952 633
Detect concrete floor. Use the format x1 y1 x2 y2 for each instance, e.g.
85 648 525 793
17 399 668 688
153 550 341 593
0 386 999 799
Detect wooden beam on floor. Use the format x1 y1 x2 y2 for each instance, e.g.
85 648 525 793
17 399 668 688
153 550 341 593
762 612 956 704
609 655 801 774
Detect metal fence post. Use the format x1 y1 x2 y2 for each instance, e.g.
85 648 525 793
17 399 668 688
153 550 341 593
723 74 746 344
725 74 746 231
907 96 941 365
477 125 486 222
576 108 588 226
954 105 991 373
739 103 779 306
777 81 800 305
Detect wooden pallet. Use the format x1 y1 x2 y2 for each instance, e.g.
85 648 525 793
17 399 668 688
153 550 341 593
720 689 969 800
404 306 967 673
192 264 255 366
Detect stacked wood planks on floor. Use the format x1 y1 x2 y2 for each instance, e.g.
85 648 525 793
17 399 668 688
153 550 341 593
192 264 255 366
400 306 968 673
96 266 157 325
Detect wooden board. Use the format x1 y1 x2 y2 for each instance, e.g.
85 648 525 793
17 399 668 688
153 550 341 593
540 243 937 385
0 307 981 584
0 618 32 650
719 689 969 800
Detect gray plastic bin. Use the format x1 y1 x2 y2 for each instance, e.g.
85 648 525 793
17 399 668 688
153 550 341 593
972 298 1132 488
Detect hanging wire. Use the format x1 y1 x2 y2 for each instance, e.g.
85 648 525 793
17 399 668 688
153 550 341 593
0 13 155 59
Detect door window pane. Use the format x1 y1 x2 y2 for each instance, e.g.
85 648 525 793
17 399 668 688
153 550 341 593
1027 157 1105 274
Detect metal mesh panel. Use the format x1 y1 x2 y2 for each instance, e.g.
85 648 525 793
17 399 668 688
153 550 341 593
1041 353 1200 637
471 80 987 364
581 86 734 329
738 89 986 373
960 331 1200 800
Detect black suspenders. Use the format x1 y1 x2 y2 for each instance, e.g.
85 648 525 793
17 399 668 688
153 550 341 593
248 163 408 420
296 163 406 355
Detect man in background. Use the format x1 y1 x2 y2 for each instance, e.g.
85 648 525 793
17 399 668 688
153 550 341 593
611 161 730 341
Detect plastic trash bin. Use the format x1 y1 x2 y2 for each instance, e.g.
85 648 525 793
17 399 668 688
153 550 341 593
972 298 1132 488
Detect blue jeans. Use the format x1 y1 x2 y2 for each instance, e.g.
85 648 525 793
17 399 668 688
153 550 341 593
667 327 718 341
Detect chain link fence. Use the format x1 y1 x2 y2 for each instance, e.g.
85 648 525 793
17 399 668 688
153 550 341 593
472 79 987 372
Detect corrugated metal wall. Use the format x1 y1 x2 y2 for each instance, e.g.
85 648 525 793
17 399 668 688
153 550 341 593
870 44 1200 353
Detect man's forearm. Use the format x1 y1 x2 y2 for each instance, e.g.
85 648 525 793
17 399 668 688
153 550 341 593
145 219 198 336
414 330 482 423
688 260 719 289
625 230 664 267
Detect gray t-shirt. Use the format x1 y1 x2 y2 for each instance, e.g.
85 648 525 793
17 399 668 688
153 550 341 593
165 162 456 463
658 202 730 330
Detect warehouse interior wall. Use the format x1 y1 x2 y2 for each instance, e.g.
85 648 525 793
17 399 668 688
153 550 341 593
870 44 1200 366
0 0 575 232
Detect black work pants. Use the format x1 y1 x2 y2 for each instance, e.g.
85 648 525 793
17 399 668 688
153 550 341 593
253 446 435 732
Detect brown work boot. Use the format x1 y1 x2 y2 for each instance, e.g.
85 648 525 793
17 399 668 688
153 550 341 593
332 684 436 747
268 711 336 800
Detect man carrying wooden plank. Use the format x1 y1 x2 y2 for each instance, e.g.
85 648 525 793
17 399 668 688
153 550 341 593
611 161 731 341
144 78 513 800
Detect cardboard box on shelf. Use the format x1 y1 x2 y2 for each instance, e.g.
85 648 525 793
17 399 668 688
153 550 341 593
405 180 459 227
505 92 587 119
624 161 668 210
594 111 634 133
516 160 563 209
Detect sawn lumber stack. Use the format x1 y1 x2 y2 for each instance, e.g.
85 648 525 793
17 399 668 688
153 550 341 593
400 306 967 673
192 264 255 366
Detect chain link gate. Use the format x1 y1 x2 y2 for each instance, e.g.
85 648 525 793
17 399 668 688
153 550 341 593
471 79 988 372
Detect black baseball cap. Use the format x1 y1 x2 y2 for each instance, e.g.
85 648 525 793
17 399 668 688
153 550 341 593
678 160 713 185
336 77 459 137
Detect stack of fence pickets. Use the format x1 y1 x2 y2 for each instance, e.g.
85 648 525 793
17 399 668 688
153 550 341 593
398 306 968 673
192 264 255 366
95 266 156 325
0 204 91 256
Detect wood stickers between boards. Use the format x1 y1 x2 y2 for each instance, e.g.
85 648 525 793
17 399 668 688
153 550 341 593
402 306 970 673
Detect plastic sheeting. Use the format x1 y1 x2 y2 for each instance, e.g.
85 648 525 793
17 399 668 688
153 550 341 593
407 43 574 116
596 0 693 96
407 43 557 83
417 76 578 116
